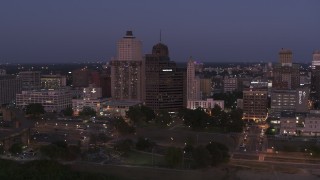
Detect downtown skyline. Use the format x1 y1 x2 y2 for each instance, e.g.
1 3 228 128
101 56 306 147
1 0 320 63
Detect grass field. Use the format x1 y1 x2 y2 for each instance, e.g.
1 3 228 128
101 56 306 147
124 150 166 167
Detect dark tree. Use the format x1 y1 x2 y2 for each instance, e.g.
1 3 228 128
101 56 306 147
9 143 23 154
265 125 276 135
126 105 155 124
114 117 135 135
155 110 172 127
192 145 211 168
211 104 223 116
114 139 133 155
212 91 243 109
180 108 210 129
140 105 156 122
40 141 80 161
206 142 230 166
26 103 45 117
165 146 183 168
79 106 96 117
135 137 155 151
62 107 73 116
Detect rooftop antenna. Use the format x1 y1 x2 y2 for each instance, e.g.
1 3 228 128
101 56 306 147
160 29 162 42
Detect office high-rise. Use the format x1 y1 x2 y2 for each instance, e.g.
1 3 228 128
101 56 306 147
279 48 293 65
187 58 200 100
312 50 320 68
273 48 300 90
110 31 144 101
145 42 186 111
311 50 320 107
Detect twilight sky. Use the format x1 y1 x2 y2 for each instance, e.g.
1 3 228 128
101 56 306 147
0 0 319 63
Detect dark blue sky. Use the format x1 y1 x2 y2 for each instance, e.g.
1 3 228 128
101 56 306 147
1 0 319 63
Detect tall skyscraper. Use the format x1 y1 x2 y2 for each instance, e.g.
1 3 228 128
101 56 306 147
110 31 144 101
187 58 200 100
273 48 300 90
312 50 320 68
145 42 186 111
279 48 293 65
311 50 320 108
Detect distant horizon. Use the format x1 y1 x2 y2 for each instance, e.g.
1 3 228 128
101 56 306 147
0 60 312 66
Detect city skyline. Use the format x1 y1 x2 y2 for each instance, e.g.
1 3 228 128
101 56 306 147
1 0 320 63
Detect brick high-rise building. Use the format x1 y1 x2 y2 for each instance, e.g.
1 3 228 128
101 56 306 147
273 48 300 90
243 83 268 121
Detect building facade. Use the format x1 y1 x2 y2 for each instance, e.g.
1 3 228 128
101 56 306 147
0 75 22 105
187 58 200 100
110 31 144 101
311 51 320 106
312 50 320 68
16 88 72 112
280 112 297 135
41 74 66 89
18 71 41 90
101 100 142 117
223 76 238 93
200 78 212 99
72 98 107 116
243 86 268 121
304 113 320 136
72 68 91 88
187 98 224 111
270 90 296 118
145 43 186 112
273 49 300 90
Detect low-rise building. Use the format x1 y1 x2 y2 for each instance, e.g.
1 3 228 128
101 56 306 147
72 98 107 116
16 88 72 112
303 111 320 136
187 98 224 111
101 100 142 117
280 112 297 135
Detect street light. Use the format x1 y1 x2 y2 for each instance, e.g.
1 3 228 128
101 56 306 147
182 150 185 169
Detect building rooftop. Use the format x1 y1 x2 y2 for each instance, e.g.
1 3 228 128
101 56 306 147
279 48 292 54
